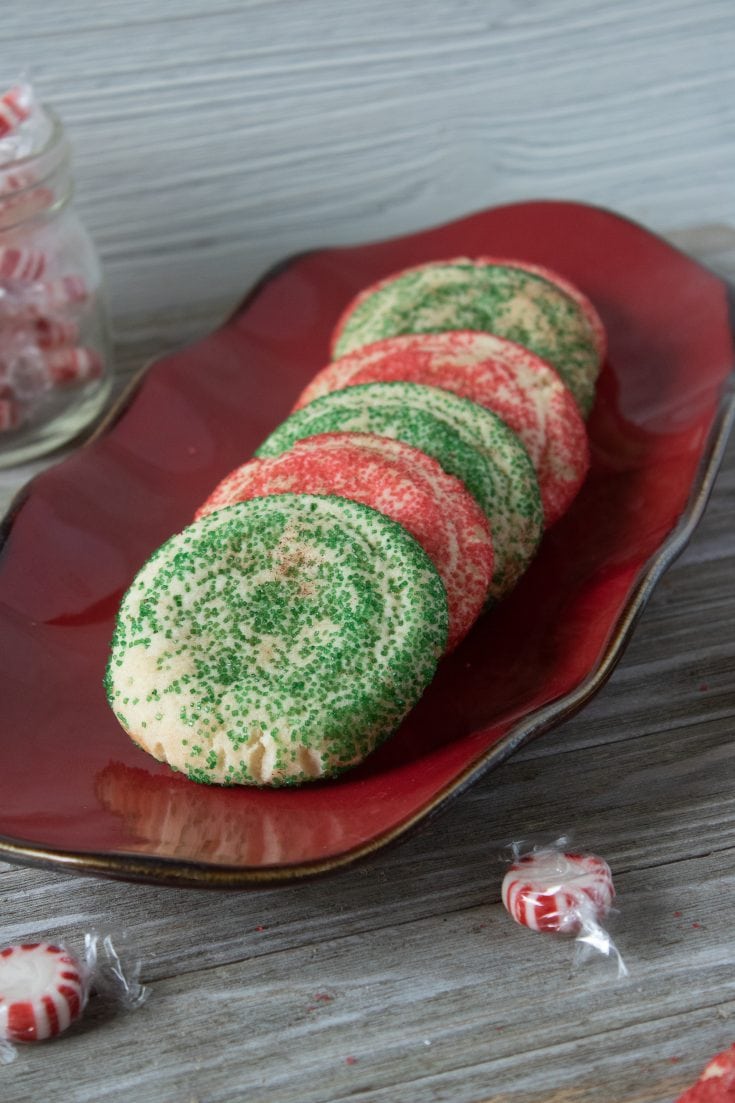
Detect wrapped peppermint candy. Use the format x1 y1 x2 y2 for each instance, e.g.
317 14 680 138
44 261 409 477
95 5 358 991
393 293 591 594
0 933 148 1063
501 840 628 977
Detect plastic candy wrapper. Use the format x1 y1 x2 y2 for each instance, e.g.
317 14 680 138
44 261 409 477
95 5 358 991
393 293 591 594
0 932 149 1064
501 838 628 978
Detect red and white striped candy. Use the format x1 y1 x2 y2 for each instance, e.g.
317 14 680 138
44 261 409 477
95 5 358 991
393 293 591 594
502 849 615 934
0 311 78 350
45 347 102 386
34 315 79 349
41 275 89 310
0 245 46 282
0 276 88 321
0 86 32 140
0 943 87 1042
0 168 36 195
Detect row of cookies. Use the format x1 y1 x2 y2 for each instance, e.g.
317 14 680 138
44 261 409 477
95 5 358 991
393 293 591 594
106 258 605 787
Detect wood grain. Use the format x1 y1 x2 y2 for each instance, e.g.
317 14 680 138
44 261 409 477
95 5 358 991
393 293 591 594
1 4 734 1099
0 425 733 1101
2 1 735 318
7 851 733 1103
0 238 732 1103
0 236 733 1103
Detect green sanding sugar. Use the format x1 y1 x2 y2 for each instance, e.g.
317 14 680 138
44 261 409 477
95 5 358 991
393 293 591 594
332 261 600 415
256 381 543 598
105 494 447 786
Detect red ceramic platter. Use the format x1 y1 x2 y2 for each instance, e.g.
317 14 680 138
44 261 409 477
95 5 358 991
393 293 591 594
0 200 733 888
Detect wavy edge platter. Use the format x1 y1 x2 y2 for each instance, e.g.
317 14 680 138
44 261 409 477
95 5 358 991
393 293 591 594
0 200 733 887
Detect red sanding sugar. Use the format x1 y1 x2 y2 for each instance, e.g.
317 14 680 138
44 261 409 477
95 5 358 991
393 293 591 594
196 431 494 650
295 331 589 526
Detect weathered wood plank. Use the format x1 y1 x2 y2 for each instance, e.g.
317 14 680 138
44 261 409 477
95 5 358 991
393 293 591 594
2 2 734 316
0 4 733 1096
2 851 732 1102
0 681 732 979
0 233 732 1102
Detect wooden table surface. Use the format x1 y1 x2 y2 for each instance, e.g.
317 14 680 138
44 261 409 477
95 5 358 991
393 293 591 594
1 4 735 1101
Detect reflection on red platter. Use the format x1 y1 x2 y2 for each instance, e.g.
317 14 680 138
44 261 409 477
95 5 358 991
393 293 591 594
0 200 733 887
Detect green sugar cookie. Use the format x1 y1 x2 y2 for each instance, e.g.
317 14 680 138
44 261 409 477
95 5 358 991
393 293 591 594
257 381 543 597
105 494 448 786
331 259 602 415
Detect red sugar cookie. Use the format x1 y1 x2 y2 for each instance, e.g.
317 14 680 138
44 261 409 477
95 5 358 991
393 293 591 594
296 331 589 526
197 432 494 651
330 257 605 415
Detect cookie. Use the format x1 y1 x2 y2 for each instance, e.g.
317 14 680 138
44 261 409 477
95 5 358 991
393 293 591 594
257 381 543 598
197 432 494 650
296 331 589 525
331 259 603 415
105 494 447 786
473 255 607 363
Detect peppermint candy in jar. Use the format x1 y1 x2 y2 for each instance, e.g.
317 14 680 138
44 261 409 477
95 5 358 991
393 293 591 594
0 83 34 149
0 76 112 467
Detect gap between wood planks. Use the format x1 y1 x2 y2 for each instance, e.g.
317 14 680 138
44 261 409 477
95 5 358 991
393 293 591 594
121 844 735 987
326 1001 733 1103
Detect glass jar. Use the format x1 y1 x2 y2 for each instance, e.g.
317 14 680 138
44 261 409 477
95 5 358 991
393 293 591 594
0 104 112 467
